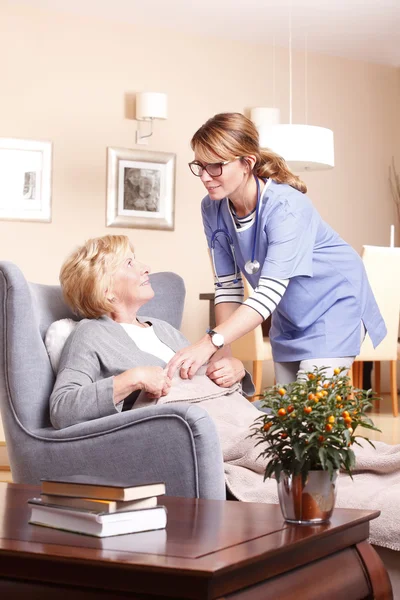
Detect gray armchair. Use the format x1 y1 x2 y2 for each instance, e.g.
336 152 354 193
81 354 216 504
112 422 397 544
0 262 226 499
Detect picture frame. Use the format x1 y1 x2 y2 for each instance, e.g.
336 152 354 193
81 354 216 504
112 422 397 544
106 147 176 230
0 138 52 222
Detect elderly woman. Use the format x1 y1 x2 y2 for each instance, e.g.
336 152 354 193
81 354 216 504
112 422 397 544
49 234 253 430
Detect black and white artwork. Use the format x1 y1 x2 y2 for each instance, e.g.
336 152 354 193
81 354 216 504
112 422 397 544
0 138 52 222
107 148 175 230
23 171 36 200
123 168 161 212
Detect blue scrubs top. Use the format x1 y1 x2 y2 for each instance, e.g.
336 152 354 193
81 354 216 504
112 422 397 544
201 180 386 362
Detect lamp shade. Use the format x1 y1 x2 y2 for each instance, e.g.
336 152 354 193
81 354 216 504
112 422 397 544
250 107 280 129
258 124 335 171
136 92 167 120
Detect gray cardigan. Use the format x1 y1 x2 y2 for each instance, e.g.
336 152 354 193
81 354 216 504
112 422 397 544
50 316 254 429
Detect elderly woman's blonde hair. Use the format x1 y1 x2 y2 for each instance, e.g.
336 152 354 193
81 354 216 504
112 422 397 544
60 235 133 318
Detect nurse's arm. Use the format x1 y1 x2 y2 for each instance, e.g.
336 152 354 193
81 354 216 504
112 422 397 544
213 304 263 345
166 305 263 379
212 302 240 359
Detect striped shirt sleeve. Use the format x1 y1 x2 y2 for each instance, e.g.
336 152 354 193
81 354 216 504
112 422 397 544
214 273 244 306
244 276 289 320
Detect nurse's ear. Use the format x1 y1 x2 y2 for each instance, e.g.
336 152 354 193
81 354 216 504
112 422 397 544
242 155 257 173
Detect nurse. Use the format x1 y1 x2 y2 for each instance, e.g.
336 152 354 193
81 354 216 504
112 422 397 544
166 112 386 385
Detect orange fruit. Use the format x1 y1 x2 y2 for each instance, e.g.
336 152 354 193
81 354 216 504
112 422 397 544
334 368 341 375
308 393 315 401
287 405 294 413
277 408 287 417
342 411 350 419
278 388 286 396
325 424 333 432
304 406 312 414
328 415 335 424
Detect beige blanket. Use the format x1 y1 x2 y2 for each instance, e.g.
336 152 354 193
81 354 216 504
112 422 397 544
134 370 400 551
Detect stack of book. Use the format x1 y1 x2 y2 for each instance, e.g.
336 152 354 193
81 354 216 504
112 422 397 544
28 474 167 538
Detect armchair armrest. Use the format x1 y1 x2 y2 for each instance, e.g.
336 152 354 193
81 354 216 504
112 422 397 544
10 404 226 500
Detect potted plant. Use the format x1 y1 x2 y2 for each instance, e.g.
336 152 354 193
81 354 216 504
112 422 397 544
251 366 380 524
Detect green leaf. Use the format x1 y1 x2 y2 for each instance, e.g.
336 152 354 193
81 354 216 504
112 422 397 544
326 448 341 469
326 459 334 479
274 462 283 483
318 447 327 470
347 448 356 468
264 461 276 480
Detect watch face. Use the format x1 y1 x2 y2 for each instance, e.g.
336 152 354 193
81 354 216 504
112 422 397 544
212 333 224 348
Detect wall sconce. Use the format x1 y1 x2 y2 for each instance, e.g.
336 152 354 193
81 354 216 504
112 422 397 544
135 92 168 145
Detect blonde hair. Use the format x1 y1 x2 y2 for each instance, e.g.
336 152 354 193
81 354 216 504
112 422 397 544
191 112 307 194
60 235 133 318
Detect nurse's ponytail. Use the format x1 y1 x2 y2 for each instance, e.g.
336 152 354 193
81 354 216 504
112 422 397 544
191 112 307 194
256 149 307 194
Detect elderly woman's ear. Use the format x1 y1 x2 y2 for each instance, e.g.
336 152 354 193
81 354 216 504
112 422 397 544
105 288 116 303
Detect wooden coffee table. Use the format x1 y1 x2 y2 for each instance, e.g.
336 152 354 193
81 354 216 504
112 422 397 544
0 482 392 599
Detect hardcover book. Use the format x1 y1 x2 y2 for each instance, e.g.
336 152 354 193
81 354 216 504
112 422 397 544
28 500 167 538
40 474 166 501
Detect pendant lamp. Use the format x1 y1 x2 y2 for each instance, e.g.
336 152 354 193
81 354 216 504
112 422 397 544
258 124 334 171
254 10 334 172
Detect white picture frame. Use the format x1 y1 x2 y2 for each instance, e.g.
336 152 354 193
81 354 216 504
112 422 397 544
0 138 52 222
106 147 176 231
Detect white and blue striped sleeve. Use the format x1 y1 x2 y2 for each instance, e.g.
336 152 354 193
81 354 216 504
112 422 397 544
244 276 289 320
214 273 244 306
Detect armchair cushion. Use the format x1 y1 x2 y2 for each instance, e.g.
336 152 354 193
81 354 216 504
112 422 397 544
45 318 78 373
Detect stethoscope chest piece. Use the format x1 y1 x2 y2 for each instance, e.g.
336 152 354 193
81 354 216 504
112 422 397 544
211 174 264 283
244 259 260 275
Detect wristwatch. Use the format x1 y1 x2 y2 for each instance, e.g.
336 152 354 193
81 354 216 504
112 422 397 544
206 328 224 349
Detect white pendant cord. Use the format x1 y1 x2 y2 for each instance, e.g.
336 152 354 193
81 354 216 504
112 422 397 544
289 1 292 125
305 33 308 125
272 34 276 108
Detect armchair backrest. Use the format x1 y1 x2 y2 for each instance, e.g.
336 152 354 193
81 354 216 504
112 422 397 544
0 261 185 436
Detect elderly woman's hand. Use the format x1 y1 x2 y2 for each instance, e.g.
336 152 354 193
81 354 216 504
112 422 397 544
135 366 171 399
166 336 216 380
206 357 245 388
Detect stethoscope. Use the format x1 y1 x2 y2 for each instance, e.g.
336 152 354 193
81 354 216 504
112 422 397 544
210 175 262 287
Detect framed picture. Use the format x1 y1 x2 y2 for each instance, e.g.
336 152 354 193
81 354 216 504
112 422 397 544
106 147 176 230
0 138 52 222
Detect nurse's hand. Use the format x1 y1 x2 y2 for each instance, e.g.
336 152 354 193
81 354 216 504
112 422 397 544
166 336 216 380
206 357 245 388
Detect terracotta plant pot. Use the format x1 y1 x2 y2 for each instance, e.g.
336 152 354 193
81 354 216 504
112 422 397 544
277 470 338 525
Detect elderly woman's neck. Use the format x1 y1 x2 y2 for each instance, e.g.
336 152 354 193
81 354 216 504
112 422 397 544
111 308 146 326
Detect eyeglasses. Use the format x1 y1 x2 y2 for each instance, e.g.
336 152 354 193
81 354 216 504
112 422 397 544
188 157 242 178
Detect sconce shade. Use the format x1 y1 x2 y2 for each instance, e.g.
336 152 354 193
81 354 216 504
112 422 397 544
258 124 335 171
250 107 280 129
136 92 167 120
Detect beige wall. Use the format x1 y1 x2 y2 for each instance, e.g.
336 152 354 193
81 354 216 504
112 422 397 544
0 2 399 396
